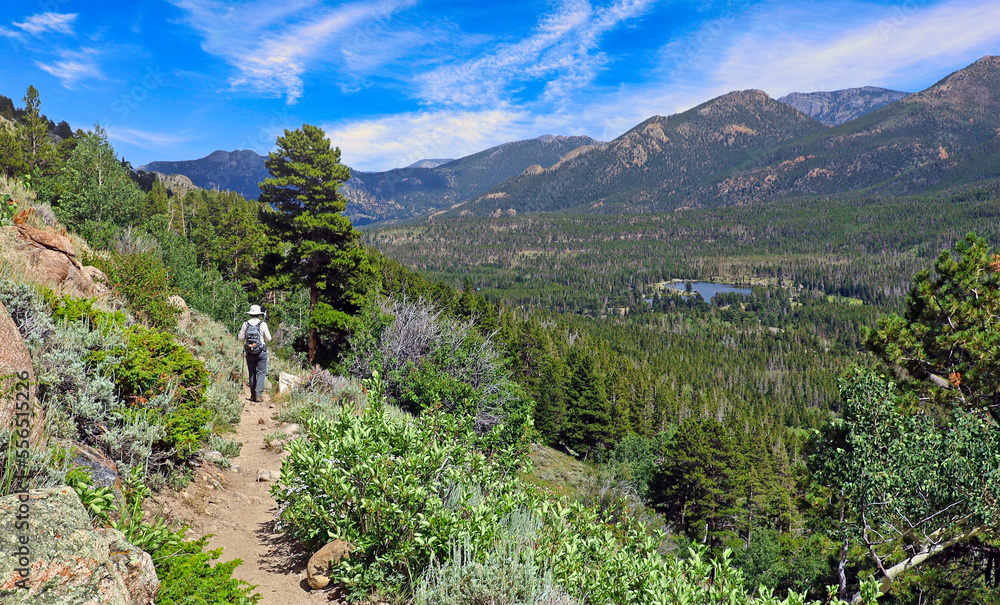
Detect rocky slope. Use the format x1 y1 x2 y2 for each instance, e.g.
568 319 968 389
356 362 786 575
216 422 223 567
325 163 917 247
457 89 825 215
708 55 1000 203
778 86 909 126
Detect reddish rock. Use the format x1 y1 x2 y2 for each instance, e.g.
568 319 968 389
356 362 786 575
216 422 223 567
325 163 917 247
0 300 44 449
0 487 159 604
12 224 105 297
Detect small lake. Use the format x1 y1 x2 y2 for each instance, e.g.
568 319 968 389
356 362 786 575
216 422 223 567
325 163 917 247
651 281 752 303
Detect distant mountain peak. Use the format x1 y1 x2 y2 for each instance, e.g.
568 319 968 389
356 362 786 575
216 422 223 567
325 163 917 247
406 158 454 169
778 87 909 126
139 150 268 200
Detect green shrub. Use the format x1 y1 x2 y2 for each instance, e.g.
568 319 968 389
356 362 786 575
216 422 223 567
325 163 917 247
275 402 880 605
153 537 260 605
96 231 179 330
274 402 531 596
93 325 208 407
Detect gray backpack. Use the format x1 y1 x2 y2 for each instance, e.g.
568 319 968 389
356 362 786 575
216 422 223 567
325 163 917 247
244 322 265 357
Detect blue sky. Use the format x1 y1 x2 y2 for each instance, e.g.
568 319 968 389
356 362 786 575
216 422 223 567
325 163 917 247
1 0 998 172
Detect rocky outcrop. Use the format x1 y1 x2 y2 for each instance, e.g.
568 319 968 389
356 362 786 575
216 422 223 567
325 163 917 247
71 443 122 494
0 299 44 448
778 86 909 126
149 172 199 200
306 539 354 591
0 487 159 604
11 224 106 297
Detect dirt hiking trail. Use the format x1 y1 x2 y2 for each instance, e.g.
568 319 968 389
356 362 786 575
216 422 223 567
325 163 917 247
151 386 333 604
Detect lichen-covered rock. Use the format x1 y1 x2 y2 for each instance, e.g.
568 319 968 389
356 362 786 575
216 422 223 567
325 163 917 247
0 299 44 449
0 486 159 604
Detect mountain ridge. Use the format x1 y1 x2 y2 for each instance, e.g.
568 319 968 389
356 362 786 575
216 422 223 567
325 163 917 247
454 55 1000 217
777 86 909 126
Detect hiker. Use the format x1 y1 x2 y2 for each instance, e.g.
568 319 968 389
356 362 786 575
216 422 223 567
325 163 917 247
238 304 272 402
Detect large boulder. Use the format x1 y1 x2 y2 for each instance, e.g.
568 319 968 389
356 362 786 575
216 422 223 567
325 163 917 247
12 224 104 297
306 539 354 591
0 486 159 604
0 299 44 448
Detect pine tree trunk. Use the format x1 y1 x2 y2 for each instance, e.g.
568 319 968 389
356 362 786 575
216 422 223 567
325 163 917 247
308 285 318 364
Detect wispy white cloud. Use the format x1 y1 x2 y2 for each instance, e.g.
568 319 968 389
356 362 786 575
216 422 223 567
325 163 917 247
416 0 656 108
170 0 421 103
106 127 191 149
35 48 103 88
0 12 77 39
665 0 1000 97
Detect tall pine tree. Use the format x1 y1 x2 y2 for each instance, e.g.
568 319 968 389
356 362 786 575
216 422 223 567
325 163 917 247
258 124 369 364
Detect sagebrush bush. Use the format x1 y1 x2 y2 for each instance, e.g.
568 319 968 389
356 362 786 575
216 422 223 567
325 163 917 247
415 538 579 605
343 295 534 448
276 368 366 425
204 432 242 460
0 280 55 353
204 380 242 428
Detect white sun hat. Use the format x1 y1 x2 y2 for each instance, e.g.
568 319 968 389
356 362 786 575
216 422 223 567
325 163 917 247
247 304 265 316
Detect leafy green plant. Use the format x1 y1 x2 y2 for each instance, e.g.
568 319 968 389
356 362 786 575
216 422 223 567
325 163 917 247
66 467 116 523
153 536 260 605
274 402 880 604
111 468 184 553
0 193 16 225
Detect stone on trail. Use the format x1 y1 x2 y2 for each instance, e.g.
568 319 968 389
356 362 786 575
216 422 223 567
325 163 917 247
306 539 354 591
256 469 281 482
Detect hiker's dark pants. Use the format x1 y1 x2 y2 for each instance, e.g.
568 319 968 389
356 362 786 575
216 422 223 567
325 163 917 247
247 351 267 400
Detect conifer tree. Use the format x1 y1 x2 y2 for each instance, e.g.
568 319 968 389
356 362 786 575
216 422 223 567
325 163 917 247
19 85 51 172
649 417 742 547
258 124 369 364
